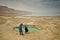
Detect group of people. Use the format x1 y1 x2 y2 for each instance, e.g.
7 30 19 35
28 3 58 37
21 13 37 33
19 23 28 35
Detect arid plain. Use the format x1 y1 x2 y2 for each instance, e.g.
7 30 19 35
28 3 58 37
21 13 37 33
0 16 60 40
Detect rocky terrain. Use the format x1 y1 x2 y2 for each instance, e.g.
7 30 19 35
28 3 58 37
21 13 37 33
0 16 60 40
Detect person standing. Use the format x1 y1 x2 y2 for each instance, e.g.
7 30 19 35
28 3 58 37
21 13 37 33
25 26 29 33
19 23 23 35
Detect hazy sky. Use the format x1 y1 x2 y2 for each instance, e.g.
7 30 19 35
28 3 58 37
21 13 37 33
0 0 60 16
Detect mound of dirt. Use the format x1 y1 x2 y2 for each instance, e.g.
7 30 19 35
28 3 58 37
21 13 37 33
0 17 7 24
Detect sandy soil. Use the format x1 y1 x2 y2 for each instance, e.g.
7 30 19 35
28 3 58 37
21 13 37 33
0 16 60 40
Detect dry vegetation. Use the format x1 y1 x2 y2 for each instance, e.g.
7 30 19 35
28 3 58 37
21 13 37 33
0 16 60 40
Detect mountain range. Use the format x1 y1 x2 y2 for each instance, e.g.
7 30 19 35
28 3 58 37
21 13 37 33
0 6 31 16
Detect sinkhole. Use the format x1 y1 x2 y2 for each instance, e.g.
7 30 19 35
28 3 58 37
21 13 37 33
13 25 39 33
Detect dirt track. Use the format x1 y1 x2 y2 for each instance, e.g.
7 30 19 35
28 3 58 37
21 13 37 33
0 16 60 40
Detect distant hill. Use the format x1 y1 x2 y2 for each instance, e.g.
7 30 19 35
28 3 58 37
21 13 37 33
0 6 31 16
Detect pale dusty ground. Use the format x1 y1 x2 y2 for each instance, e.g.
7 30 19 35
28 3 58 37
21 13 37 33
0 16 60 40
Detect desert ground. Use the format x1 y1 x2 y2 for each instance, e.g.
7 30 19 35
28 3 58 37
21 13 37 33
0 16 60 40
